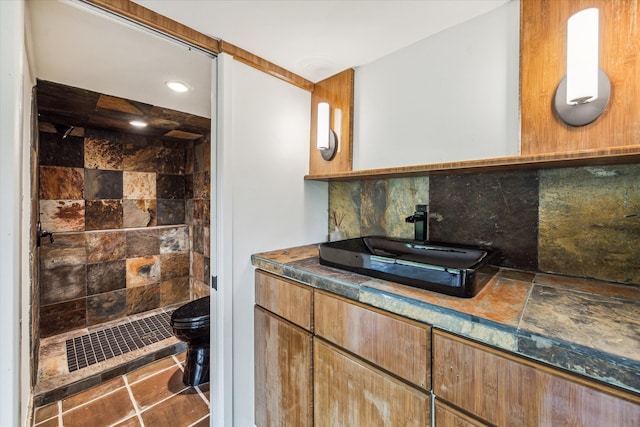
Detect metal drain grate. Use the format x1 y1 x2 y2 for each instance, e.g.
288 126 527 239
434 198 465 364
66 311 174 372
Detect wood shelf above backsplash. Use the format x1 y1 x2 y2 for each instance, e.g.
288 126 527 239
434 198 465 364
304 145 640 181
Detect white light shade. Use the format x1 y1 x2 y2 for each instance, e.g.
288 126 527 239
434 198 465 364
130 120 148 128
566 8 599 105
166 80 190 93
317 102 330 150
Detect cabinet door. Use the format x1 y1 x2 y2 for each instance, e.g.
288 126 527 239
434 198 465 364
314 339 430 427
433 330 640 426
315 291 431 389
255 306 313 427
434 400 488 427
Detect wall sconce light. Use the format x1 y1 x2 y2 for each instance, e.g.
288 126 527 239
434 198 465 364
554 8 610 126
317 102 337 161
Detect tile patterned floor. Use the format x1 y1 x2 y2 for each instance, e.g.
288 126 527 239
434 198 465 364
32 352 210 427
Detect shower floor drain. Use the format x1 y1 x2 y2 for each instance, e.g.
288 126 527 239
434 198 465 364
66 311 174 372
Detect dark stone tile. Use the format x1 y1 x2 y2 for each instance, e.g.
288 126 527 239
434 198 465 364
360 180 388 236
159 227 189 253
192 252 204 282
126 229 160 258
40 265 87 305
123 134 157 172
184 199 194 226
40 233 86 270
156 140 186 174
84 169 123 200
126 255 161 287
85 200 123 230
160 253 190 281
39 166 84 200
539 165 640 284
184 174 194 200
84 128 123 170
123 199 156 228
329 181 362 239
157 199 185 225
429 171 539 270
194 137 210 173
193 171 210 200
192 199 209 227
40 200 85 232
204 257 210 286
193 226 204 254
126 284 160 315
40 298 86 337
87 260 126 295
157 174 186 199
520 285 640 361
39 131 84 167
517 333 640 393
85 231 126 263
87 289 127 326
160 277 190 306
185 142 195 175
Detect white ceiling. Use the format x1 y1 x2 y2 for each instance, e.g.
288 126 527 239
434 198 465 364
135 0 510 82
26 0 510 119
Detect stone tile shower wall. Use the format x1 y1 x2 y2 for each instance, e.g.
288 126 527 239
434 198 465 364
187 136 211 298
38 124 210 338
328 164 640 285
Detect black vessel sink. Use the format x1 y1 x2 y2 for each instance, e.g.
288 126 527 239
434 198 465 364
318 236 497 298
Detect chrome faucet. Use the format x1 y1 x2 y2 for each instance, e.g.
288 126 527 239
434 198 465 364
405 204 428 241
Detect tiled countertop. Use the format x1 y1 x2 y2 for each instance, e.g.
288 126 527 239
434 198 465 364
251 244 640 396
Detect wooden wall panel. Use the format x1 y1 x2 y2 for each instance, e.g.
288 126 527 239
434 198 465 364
521 0 640 155
309 69 354 175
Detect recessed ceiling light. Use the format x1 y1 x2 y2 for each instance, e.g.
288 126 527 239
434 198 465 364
165 80 190 93
130 120 148 128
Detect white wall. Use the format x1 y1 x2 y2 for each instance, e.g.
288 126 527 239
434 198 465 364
1 0 32 425
353 0 520 170
217 56 328 426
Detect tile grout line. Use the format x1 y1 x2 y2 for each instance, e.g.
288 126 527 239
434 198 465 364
57 400 63 426
123 374 146 427
189 414 209 427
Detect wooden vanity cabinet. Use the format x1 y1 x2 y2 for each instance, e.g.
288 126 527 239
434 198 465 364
254 270 313 427
313 290 431 425
432 329 640 426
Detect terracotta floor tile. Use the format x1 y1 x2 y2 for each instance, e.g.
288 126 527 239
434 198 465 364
33 402 58 424
190 415 210 427
34 416 59 427
140 389 209 427
62 388 136 427
112 415 143 427
129 365 187 410
62 375 125 411
126 355 179 384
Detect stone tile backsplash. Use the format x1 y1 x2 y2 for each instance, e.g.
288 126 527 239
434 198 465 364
329 164 640 285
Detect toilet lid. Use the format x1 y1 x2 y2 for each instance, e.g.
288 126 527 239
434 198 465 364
171 296 210 329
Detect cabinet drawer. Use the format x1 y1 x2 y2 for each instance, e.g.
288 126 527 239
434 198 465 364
314 291 431 389
255 270 312 330
433 330 640 426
